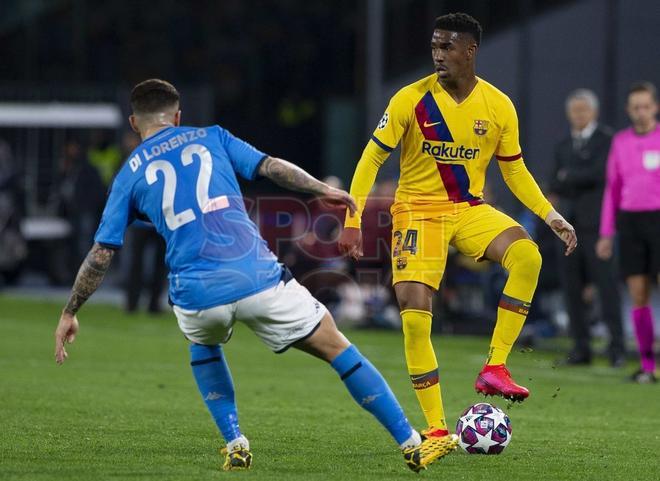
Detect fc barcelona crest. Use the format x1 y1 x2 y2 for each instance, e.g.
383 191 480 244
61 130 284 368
473 119 489 136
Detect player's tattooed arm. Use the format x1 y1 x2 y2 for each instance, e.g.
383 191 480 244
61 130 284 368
259 156 357 214
63 243 115 315
258 156 329 196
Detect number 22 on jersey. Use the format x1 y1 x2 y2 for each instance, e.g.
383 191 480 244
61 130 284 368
145 143 229 230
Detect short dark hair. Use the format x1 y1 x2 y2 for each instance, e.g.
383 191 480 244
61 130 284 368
434 13 482 46
628 81 657 102
130 79 180 115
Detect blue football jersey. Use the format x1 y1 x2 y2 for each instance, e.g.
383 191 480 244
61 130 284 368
94 125 282 310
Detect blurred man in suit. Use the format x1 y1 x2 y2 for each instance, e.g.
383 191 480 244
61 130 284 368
551 89 624 366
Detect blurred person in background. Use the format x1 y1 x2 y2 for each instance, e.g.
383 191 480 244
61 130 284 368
56 140 106 281
121 132 167 314
551 89 624 366
280 176 345 308
88 130 122 186
125 220 167 314
0 139 26 285
335 179 399 328
597 82 660 383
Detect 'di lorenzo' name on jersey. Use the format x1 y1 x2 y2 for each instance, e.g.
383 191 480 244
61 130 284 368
421 141 480 161
127 128 208 172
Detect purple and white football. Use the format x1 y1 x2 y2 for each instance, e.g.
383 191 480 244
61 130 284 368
455 403 512 454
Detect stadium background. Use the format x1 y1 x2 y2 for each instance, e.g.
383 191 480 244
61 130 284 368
1 1 660 480
2 0 659 185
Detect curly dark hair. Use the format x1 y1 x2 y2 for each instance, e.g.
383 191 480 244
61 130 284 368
434 13 482 46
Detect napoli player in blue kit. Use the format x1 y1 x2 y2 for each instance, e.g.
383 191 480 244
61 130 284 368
53 79 458 472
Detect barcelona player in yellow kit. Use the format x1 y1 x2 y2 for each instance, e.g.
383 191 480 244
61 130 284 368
339 13 577 440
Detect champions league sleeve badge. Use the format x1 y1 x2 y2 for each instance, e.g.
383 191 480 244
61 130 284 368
377 112 389 130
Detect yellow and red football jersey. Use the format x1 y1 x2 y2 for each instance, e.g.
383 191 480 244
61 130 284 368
345 73 552 227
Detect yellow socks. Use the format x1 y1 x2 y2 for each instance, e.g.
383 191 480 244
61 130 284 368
401 309 446 431
488 239 542 366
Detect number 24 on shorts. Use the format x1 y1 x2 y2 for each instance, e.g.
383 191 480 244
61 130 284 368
393 229 418 256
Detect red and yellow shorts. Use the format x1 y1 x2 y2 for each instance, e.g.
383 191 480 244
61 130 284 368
391 203 521 288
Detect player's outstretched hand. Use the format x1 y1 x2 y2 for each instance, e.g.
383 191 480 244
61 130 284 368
320 187 357 216
545 210 577 256
595 237 613 260
338 227 363 261
55 312 79 365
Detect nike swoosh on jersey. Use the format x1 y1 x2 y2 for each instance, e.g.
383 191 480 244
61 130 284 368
423 120 443 127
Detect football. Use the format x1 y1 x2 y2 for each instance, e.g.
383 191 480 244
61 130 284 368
455 402 512 454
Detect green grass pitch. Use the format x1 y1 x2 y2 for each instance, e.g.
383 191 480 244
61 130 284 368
1 296 658 480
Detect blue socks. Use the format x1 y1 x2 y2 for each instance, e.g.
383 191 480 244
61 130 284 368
191 343 416 449
190 343 241 443
331 345 413 446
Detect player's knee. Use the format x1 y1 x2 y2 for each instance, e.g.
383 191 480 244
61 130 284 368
627 276 650 307
302 313 351 362
402 313 432 348
503 239 542 282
